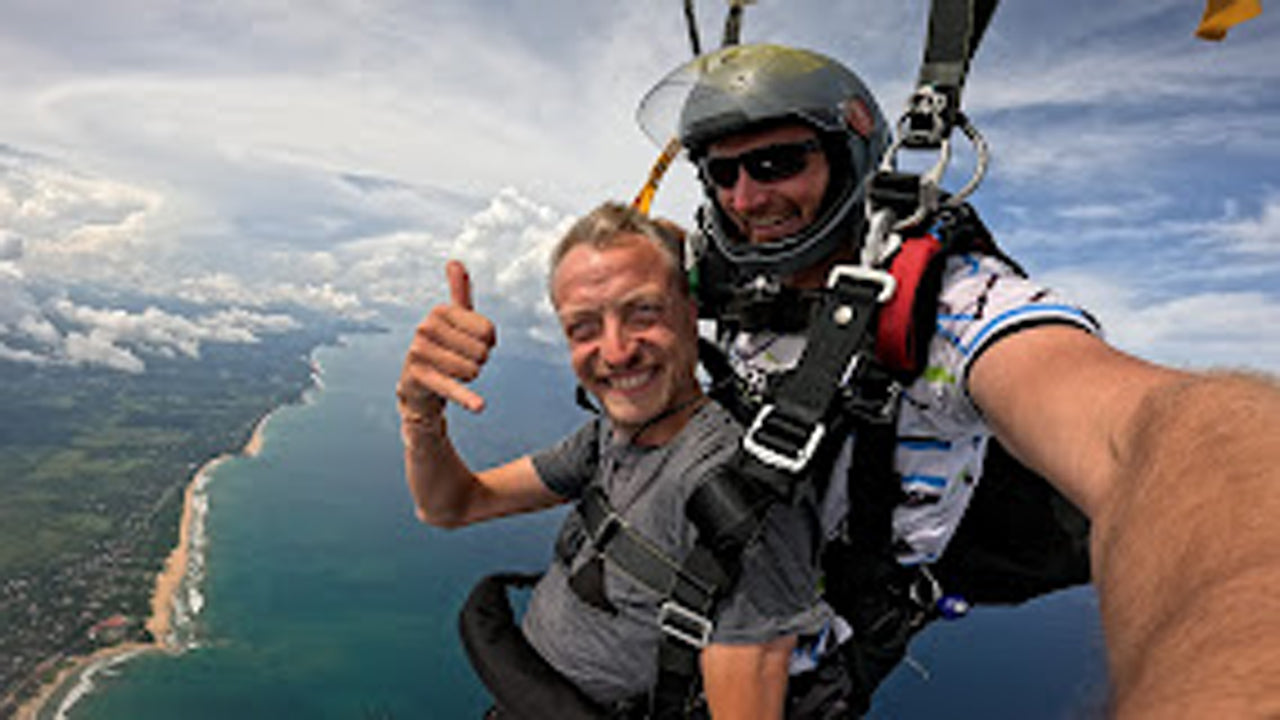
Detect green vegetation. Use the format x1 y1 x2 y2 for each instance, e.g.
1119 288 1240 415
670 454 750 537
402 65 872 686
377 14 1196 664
0 315 379 713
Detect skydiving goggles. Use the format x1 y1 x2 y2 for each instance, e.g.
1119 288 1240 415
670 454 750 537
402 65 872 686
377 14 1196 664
699 139 822 190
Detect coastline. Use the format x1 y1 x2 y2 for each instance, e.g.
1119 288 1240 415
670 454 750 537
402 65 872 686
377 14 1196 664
12 412 274 720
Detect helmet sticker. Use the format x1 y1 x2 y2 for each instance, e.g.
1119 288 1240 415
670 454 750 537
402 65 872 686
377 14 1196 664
843 98 876 139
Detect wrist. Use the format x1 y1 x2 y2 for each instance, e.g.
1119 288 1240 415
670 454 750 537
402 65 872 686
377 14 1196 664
396 383 444 419
401 411 447 451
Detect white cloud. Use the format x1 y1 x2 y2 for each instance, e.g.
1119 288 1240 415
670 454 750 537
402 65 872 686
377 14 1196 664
1205 193 1280 255
0 290 307 372
0 262 38 327
63 328 146 374
49 299 303 364
1040 269 1280 372
313 187 572 335
0 342 50 366
16 313 60 347
0 229 22 260
0 0 1274 376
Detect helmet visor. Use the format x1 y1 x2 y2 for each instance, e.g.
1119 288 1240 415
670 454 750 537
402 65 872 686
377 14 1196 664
636 44 849 153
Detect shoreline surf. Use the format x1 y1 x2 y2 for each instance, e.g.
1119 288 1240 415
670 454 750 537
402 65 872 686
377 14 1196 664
12 411 275 720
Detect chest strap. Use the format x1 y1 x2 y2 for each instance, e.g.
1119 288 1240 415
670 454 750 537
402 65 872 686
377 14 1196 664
569 461 781 717
583 223 979 716
650 268 905 717
575 486 732 634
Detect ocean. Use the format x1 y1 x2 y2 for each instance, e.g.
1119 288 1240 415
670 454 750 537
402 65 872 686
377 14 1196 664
63 326 1108 719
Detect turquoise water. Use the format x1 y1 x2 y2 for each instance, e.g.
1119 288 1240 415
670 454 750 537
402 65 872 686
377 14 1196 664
71 328 582 719
70 326 1107 719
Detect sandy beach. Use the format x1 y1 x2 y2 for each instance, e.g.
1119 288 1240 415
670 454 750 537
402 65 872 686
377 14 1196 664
12 412 273 720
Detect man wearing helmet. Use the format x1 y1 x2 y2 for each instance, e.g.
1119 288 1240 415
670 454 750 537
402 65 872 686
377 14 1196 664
640 43 1280 716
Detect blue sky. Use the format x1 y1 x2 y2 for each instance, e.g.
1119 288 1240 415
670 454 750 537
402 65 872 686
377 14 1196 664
0 0 1276 373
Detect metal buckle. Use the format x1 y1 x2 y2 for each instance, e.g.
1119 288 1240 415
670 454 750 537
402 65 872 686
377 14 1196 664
743 405 826 474
900 85 952 149
658 600 714 649
908 565 943 611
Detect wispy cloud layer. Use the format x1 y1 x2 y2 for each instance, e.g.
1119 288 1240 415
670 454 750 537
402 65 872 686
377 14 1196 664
0 0 1276 372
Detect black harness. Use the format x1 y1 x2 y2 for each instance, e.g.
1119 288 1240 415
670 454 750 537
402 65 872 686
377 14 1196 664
458 204 1091 719
457 0 1096 715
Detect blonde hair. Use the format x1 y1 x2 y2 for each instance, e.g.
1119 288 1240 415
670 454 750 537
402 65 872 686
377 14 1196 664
548 201 688 304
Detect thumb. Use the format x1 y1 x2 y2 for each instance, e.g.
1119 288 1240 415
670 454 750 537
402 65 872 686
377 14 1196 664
446 260 473 311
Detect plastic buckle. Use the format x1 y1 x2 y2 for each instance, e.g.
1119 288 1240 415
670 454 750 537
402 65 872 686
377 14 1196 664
743 405 826 474
827 265 897 304
658 600 714 649
840 358 903 424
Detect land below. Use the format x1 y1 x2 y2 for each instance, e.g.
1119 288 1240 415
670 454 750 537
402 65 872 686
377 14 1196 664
0 309 377 719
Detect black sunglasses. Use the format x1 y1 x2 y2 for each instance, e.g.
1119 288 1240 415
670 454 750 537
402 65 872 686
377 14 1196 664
699 139 822 190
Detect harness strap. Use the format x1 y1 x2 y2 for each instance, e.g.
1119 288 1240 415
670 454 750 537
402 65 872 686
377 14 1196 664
577 487 731 606
571 476 767 718
876 235 941 375
649 460 783 717
647 269 903 717
588 208 987 716
910 0 1000 147
740 272 894 484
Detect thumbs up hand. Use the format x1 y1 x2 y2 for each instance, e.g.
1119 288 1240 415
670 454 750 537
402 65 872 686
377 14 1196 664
397 260 497 418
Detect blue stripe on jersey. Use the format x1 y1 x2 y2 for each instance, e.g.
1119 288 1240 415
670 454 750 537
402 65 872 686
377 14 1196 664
937 325 964 350
962 304 1094 357
900 438 952 451
902 474 948 489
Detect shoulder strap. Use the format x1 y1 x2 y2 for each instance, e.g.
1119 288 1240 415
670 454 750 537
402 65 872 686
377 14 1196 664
649 269 904 716
647 205 996 715
569 471 775 718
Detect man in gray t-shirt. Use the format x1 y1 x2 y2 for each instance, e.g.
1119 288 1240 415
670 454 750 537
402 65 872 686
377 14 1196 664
395 202 823 717
523 401 827 704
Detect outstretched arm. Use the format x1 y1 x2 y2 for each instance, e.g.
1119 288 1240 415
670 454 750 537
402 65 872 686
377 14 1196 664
397 261 564 527
970 325 1280 717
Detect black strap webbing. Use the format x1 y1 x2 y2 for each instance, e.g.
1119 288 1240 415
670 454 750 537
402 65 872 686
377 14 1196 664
919 0 999 92
771 276 881 424
647 273 898 717
578 487 732 604
573 474 775 719
910 0 1000 144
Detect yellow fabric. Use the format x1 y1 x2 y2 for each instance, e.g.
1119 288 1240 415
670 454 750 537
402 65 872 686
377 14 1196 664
633 138 682 215
1196 0 1263 40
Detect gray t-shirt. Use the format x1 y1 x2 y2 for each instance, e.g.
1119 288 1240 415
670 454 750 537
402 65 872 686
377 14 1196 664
522 401 830 704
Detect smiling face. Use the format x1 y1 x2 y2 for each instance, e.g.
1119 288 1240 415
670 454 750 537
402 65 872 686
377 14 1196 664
551 234 701 444
705 122 831 247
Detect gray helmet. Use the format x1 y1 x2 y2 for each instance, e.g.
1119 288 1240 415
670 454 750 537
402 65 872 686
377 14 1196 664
638 44 890 279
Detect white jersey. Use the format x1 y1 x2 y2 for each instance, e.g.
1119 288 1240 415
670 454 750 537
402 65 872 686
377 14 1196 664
723 252 1100 565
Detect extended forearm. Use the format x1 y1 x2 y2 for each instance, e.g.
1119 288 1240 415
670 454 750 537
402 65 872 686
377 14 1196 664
1094 372 1280 718
401 411 483 528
